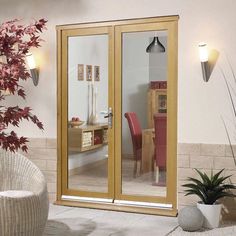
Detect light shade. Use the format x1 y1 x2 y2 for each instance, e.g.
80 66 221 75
26 53 36 69
146 37 165 53
0 88 11 96
198 43 208 62
26 53 39 86
0 55 7 64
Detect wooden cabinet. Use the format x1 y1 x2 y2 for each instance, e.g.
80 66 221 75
147 88 167 128
68 124 108 153
141 128 155 173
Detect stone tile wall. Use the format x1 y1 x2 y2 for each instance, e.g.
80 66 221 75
178 143 236 220
21 138 57 203
22 139 236 219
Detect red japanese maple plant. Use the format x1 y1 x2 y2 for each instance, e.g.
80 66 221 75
0 19 47 152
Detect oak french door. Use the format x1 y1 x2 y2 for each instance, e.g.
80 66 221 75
59 26 115 201
114 21 177 212
57 16 178 216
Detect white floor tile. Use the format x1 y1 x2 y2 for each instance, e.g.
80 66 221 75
44 204 178 236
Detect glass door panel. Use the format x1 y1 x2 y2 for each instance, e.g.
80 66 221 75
61 26 114 200
121 30 168 198
68 34 109 193
115 21 177 208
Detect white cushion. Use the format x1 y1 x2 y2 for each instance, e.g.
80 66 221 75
0 190 34 198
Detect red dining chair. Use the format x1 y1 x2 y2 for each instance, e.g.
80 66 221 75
153 114 167 186
124 112 142 176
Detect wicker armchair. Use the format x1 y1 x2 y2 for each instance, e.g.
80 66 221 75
0 150 49 236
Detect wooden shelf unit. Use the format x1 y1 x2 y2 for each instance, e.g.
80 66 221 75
147 88 167 128
68 124 108 153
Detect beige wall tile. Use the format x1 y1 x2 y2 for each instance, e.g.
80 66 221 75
178 192 199 205
26 148 57 160
47 183 57 193
221 195 236 221
177 154 190 168
25 139 236 217
225 144 236 157
31 159 47 170
190 155 214 169
222 209 236 221
177 180 189 193
220 192 236 210
214 157 236 170
43 171 57 183
178 143 236 220
200 144 225 156
47 160 57 171
46 138 57 149
20 138 57 204
178 143 200 155
48 193 56 203
178 168 195 180
28 138 47 149
223 170 236 184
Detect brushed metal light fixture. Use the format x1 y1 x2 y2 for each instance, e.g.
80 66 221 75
146 37 165 53
199 43 210 82
26 53 39 86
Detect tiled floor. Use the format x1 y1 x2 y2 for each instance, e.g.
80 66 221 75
45 204 178 236
69 158 166 197
45 204 236 236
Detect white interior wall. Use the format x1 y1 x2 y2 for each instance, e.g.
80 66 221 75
68 35 108 123
122 33 149 154
149 36 167 82
2 0 236 144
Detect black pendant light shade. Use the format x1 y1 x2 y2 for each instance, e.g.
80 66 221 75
146 37 165 53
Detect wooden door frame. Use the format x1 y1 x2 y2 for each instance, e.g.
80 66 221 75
56 15 178 216
114 20 178 210
57 26 115 200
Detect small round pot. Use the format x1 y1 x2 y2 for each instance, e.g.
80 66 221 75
197 202 222 229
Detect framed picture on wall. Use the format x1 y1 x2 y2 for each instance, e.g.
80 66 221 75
86 65 92 81
77 64 84 81
94 66 100 81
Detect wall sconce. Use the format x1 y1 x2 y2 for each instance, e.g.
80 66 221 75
199 43 210 82
0 54 7 64
26 53 39 86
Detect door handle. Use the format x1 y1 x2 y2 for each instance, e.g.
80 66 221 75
104 107 113 128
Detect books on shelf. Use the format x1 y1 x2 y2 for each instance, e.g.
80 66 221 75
82 131 92 147
150 81 167 90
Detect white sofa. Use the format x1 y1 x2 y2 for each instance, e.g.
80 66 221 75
0 150 49 236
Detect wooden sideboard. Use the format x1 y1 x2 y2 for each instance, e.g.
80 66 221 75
68 124 108 153
147 88 167 128
141 128 155 173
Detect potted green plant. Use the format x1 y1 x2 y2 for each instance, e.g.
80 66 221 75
183 168 236 229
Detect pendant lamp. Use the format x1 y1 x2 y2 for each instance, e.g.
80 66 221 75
146 37 165 53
